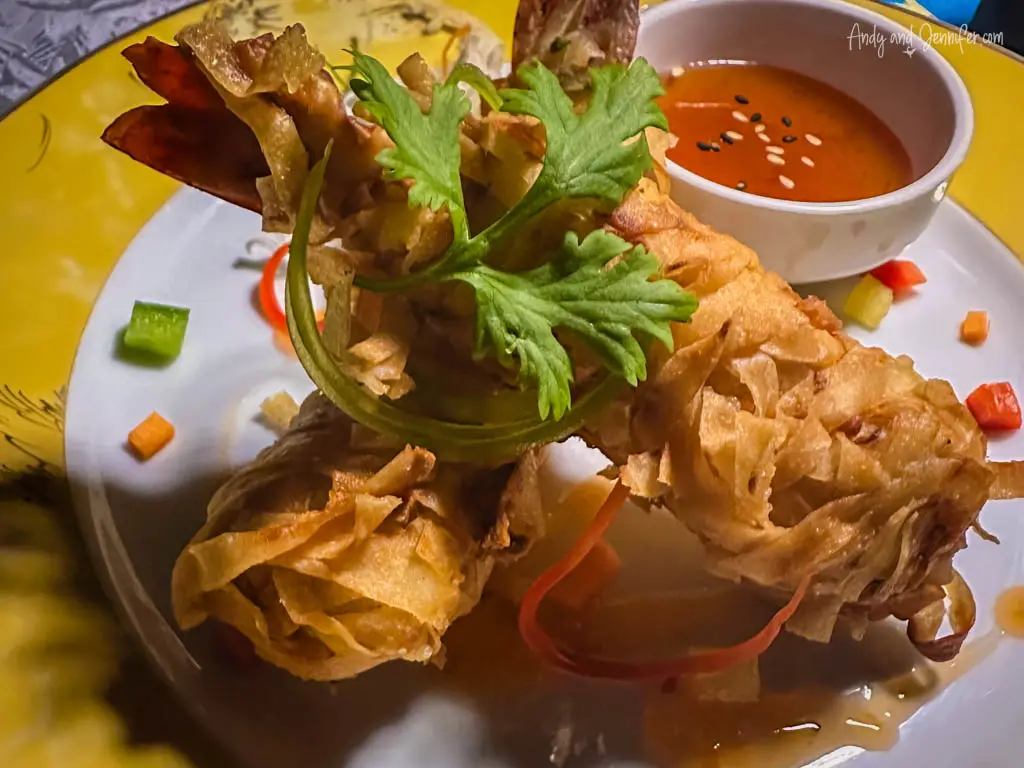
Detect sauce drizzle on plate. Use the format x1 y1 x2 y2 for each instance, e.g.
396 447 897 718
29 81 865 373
658 63 914 203
995 586 1024 637
440 477 1003 767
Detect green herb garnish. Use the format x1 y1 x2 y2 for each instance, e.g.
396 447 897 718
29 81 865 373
342 52 696 420
348 51 472 241
351 54 672 289
287 53 698 458
500 60 669 207
455 230 696 420
445 62 504 111
286 146 625 463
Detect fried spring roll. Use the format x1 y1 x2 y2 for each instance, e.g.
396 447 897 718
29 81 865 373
108 11 1024 673
172 394 542 680
586 179 1002 659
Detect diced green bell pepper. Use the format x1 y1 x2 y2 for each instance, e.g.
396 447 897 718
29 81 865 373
122 301 190 361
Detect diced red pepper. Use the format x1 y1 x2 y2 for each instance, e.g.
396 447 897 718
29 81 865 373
870 260 926 298
259 242 325 335
259 244 290 332
966 382 1022 431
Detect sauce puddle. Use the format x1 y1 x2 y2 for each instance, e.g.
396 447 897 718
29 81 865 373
995 585 1024 638
644 626 1001 767
436 474 1002 766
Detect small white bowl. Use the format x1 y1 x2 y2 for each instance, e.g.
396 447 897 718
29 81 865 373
636 0 974 284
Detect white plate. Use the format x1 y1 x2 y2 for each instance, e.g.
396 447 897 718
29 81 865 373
66 188 1024 768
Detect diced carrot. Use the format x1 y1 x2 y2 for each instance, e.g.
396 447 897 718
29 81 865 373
966 382 1022 431
127 411 175 460
547 539 622 612
870 260 926 298
960 311 990 345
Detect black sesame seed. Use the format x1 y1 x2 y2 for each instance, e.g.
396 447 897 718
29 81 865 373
696 141 713 151
737 180 748 191
720 132 734 145
710 142 721 152
735 95 749 105
750 112 762 122
782 135 798 143
782 116 793 127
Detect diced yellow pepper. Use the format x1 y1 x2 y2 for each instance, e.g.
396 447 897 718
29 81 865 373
843 275 894 330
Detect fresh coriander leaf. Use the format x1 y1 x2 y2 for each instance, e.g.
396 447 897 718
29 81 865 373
287 143 626 462
355 57 670 291
445 62 504 111
500 58 668 206
460 266 575 421
348 50 470 239
453 230 697 420
342 53 702 425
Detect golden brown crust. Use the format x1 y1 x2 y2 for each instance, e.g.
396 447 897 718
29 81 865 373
171 394 542 680
592 179 992 646
512 0 640 86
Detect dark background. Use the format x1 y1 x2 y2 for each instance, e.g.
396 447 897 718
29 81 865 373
973 0 1024 54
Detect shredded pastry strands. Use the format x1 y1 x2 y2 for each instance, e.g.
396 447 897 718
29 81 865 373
989 460 1024 499
172 393 544 680
579 177 1006 657
99 9 1024 684
907 570 977 662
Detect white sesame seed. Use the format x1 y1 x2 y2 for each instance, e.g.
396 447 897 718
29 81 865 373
805 133 823 146
755 124 767 134
766 154 786 166
779 175 796 189
766 146 785 155
725 130 743 141
801 156 815 167
671 66 685 77
758 133 771 143
732 110 749 123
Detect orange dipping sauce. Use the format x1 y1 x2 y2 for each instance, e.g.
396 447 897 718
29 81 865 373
658 63 914 203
